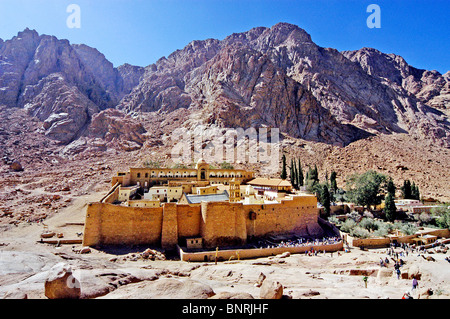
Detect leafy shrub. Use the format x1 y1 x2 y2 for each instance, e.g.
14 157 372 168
328 216 339 225
359 217 378 231
399 223 417 235
340 219 357 233
346 211 361 222
350 226 371 239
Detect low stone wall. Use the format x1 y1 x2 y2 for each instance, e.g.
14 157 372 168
347 228 450 248
178 242 343 262
347 236 390 248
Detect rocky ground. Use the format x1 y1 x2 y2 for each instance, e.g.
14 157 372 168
0 188 449 300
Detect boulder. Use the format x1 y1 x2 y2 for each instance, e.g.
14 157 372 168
418 288 433 299
10 161 23 172
99 278 215 299
79 247 91 254
277 252 291 258
44 263 80 299
255 272 266 287
260 279 283 299
302 289 320 297
405 265 421 280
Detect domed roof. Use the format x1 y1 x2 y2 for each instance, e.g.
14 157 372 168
197 158 207 164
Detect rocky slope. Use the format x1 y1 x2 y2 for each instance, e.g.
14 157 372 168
0 28 144 144
119 22 449 147
343 47 450 113
1 24 448 148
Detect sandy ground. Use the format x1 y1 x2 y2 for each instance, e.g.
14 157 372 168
1 190 449 300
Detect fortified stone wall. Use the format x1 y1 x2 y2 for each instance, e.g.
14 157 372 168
243 195 318 238
83 202 163 246
83 195 319 249
200 201 247 248
176 204 202 239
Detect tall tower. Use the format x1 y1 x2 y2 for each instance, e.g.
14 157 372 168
229 178 241 202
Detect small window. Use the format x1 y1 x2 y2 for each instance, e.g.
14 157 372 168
137 173 141 178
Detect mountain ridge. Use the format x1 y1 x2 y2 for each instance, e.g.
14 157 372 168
0 23 449 148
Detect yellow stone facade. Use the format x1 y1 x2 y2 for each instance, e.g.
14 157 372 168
83 159 319 252
83 193 319 249
111 158 254 188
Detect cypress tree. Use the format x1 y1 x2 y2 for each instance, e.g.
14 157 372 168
330 171 337 194
322 185 331 216
384 192 397 222
293 160 299 189
290 158 295 185
313 164 319 182
411 182 420 200
387 179 396 197
298 159 304 187
281 154 287 180
402 180 412 199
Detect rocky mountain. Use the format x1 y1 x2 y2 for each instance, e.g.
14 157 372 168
1 24 448 148
342 47 450 112
0 28 144 144
117 22 449 147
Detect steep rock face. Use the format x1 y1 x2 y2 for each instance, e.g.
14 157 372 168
342 48 450 111
72 44 123 103
117 63 145 97
0 28 41 108
0 24 449 149
0 29 143 144
119 22 449 147
85 108 147 151
23 73 98 144
118 38 221 113
186 44 369 145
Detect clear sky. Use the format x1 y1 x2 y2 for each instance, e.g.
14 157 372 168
0 0 448 73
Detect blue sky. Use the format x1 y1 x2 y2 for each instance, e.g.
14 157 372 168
0 0 448 73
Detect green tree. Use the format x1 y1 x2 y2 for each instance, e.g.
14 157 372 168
384 192 397 222
220 161 234 169
289 158 298 189
387 179 396 197
411 182 420 200
346 170 387 210
298 159 304 187
322 185 331 216
280 154 287 180
402 180 412 199
432 205 450 229
311 164 319 183
330 171 337 194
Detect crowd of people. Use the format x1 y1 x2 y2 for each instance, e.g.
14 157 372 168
258 236 342 250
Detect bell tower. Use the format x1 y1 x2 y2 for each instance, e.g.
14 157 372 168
229 178 241 202
196 158 209 181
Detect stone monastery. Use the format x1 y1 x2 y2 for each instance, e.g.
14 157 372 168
82 159 323 255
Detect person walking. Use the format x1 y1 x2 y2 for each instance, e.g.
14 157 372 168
363 276 368 288
396 268 401 280
412 277 419 291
